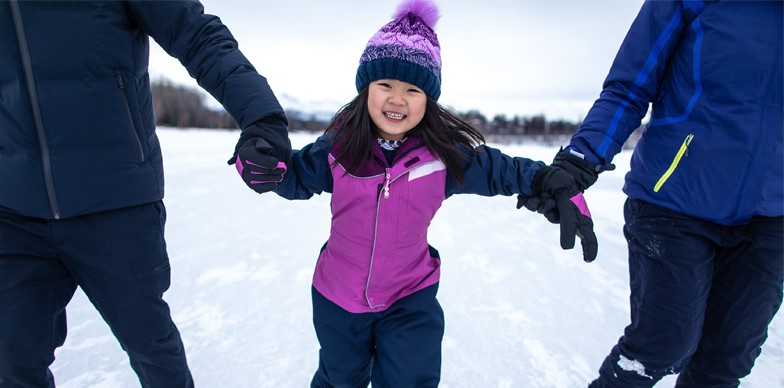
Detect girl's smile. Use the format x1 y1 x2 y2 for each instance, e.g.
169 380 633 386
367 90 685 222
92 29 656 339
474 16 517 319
384 111 406 121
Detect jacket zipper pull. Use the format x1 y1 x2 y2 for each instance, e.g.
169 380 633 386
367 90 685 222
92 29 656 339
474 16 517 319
383 169 391 199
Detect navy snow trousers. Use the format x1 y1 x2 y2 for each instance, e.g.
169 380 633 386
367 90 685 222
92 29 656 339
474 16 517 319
0 201 193 388
590 199 783 387
310 283 445 388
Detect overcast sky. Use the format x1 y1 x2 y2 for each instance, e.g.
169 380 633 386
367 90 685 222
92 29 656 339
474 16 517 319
148 0 645 121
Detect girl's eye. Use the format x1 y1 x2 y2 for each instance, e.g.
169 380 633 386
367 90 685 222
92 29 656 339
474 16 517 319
377 82 392 88
408 88 422 93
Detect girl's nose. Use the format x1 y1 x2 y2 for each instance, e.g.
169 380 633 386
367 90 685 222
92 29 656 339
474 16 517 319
388 90 405 105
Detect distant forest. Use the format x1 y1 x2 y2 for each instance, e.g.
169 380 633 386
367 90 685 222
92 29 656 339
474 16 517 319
151 78 639 146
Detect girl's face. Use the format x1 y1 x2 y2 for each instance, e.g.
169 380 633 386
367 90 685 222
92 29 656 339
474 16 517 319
367 79 427 141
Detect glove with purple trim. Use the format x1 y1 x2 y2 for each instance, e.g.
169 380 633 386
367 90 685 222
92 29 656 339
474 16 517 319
555 192 597 263
234 138 287 194
519 190 597 262
518 157 598 262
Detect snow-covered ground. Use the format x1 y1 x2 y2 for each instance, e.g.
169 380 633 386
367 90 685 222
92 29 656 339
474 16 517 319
50 128 783 387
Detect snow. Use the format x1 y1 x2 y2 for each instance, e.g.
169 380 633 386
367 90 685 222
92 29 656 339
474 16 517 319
50 128 783 387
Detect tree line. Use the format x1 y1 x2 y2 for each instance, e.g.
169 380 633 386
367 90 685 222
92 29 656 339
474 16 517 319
151 78 238 129
150 78 594 144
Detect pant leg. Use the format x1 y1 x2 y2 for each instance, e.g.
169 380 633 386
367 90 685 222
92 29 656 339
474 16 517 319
55 202 192 388
676 216 784 387
371 283 444 388
591 199 719 388
0 211 77 388
310 287 374 388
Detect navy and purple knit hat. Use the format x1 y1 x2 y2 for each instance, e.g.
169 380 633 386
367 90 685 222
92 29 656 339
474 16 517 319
355 0 442 100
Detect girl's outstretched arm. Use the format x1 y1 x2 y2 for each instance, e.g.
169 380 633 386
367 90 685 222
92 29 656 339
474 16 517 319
445 145 598 263
444 145 545 198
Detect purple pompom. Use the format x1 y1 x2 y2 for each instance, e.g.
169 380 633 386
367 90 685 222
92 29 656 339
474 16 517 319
393 0 440 29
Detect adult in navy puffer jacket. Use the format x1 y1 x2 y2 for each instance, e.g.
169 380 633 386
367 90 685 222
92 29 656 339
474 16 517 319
521 1 782 386
0 1 290 386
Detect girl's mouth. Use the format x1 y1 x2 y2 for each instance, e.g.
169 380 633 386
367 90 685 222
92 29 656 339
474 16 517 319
384 111 406 120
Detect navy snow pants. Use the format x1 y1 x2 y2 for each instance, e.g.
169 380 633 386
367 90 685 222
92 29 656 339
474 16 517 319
590 199 783 387
310 283 445 388
0 201 193 388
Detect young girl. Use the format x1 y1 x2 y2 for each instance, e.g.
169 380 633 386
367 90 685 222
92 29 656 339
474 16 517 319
258 0 595 385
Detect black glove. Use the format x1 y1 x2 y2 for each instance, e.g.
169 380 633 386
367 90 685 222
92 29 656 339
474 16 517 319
228 117 292 194
516 192 559 223
555 192 597 263
233 138 287 193
550 148 606 192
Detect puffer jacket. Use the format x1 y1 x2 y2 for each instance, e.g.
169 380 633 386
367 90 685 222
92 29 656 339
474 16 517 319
569 0 783 225
275 134 544 313
0 0 287 219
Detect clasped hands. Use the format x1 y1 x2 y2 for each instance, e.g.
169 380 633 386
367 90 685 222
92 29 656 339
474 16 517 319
518 149 611 263
228 120 290 194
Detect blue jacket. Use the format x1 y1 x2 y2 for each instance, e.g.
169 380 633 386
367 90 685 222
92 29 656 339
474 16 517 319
0 0 286 219
570 0 783 225
275 134 544 312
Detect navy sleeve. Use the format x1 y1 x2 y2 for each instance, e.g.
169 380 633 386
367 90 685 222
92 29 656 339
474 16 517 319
445 145 546 198
125 0 287 129
569 0 704 166
274 136 334 200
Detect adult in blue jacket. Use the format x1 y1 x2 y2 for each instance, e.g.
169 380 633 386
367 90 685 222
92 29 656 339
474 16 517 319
520 0 782 386
0 1 290 386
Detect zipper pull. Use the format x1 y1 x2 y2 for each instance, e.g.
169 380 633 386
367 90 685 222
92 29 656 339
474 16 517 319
383 169 391 199
116 74 125 89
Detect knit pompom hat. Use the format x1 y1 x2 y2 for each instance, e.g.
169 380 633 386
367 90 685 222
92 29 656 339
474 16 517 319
355 0 442 100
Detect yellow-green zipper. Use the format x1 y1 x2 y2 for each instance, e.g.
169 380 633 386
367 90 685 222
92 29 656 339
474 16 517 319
654 133 694 192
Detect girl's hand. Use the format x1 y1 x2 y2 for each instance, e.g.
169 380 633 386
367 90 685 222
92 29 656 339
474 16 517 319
555 192 597 263
233 138 287 194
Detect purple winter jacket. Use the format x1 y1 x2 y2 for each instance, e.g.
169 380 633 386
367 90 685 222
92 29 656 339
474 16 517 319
274 134 545 313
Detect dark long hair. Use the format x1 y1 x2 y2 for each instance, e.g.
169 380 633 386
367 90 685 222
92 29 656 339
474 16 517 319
325 87 485 185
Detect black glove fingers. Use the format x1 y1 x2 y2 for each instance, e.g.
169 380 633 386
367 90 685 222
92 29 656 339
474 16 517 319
556 196 578 249
577 222 598 263
516 195 540 211
248 167 285 181
243 153 279 169
250 167 286 175
247 181 277 192
245 161 286 184
543 209 560 224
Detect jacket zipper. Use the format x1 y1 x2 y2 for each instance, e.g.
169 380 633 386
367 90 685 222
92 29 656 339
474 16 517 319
379 159 442 199
10 0 62 219
654 133 694 193
116 74 145 163
366 167 391 308
382 168 391 199
365 197 385 309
